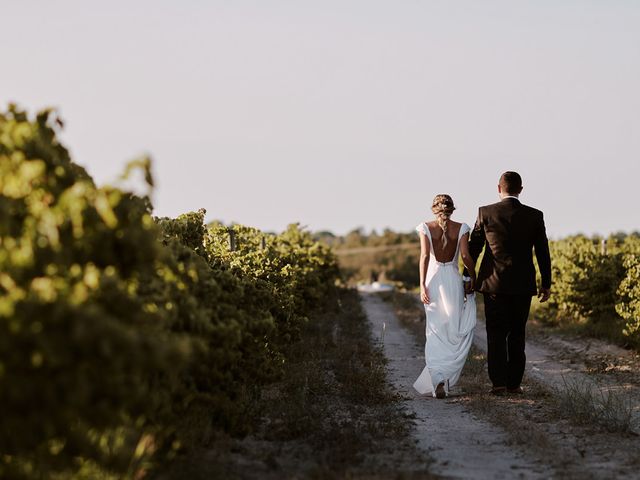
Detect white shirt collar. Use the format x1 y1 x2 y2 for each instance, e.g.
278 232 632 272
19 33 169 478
502 195 520 201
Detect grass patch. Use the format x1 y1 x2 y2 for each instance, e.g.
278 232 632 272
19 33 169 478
152 288 429 479
555 377 637 433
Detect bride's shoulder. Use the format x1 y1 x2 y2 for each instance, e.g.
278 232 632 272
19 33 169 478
459 222 471 234
416 221 434 235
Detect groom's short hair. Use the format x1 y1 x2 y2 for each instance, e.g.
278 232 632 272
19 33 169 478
499 171 523 194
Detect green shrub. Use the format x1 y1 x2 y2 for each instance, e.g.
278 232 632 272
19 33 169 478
0 106 191 479
545 236 625 323
536 234 640 348
0 106 340 479
153 212 279 437
616 237 640 341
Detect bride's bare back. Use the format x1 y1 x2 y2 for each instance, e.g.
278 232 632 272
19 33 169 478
425 220 462 263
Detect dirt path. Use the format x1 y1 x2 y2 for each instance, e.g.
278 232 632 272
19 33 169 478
369 290 640 479
361 293 553 479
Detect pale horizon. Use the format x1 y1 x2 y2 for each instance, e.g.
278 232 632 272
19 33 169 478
2 1 639 238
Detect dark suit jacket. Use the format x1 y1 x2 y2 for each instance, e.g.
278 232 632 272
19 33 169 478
466 197 551 295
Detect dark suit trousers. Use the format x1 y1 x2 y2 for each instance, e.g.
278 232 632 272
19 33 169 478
483 293 532 389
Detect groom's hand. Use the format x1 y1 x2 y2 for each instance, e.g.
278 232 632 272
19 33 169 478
538 287 551 303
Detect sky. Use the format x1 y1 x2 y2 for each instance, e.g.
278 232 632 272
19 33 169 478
2 1 639 238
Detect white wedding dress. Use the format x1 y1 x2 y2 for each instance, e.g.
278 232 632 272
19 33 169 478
413 222 477 397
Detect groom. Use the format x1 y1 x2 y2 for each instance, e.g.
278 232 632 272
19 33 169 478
464 171 551 395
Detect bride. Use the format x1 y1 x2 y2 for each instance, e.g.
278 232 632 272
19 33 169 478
413 194 477 399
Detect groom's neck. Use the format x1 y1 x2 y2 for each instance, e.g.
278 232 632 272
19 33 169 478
500 193 520 199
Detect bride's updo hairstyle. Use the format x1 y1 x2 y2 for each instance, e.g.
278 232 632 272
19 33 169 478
431 194 456 248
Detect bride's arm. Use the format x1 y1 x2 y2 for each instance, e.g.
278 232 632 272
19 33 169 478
419 232 430 304
459 232 476 289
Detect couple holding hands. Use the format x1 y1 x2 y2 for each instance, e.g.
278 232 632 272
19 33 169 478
413 171 552 399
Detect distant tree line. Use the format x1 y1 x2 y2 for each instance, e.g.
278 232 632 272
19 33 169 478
314 227 421 287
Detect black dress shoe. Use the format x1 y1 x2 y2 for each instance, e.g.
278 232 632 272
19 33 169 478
490 386 507 396
507 386 524 394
